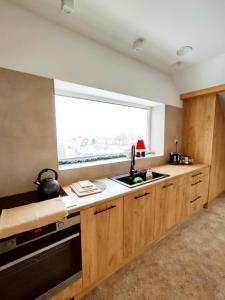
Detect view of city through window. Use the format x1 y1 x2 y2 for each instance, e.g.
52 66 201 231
55 95 148 164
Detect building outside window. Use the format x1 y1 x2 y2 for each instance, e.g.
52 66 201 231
54 80 165 166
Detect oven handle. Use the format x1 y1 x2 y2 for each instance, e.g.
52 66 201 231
0 232 80 272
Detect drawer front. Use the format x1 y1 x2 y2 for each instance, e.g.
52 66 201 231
190 178 205 199
188 174 209 216
189 195 204 215
190 167 210 184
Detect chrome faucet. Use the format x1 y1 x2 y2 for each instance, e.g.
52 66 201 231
130 145 136 178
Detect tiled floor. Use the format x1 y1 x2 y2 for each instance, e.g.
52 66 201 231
81 193 225 300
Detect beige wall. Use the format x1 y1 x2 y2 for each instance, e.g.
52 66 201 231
164 105 182 155
0 67 182 197
0 68 58 197
58 156 167 188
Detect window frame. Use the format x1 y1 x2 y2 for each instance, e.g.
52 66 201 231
54 93 152 165
54 79 165 168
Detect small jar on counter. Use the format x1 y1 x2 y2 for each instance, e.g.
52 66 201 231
146 168 153 180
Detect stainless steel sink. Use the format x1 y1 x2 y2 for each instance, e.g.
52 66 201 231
110 171 170 188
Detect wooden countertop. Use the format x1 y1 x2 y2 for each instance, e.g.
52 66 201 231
62 164 209 214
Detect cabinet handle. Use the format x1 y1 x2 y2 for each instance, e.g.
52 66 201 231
134 192 150 199
190 196 201 203
191 180 202 186
192 172 202 177
162 183 174 189
94 205 116 215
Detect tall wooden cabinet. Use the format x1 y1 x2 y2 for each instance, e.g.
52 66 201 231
209 96 225 200
181 92 225 202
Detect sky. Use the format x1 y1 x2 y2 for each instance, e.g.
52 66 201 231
55 95 148 140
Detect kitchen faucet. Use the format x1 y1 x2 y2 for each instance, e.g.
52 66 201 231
130 144 136 178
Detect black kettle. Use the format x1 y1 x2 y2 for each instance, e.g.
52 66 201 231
34 168 60 200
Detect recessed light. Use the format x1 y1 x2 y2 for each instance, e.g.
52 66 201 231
61 0 75 14
133 38 144 51
176 46 193 56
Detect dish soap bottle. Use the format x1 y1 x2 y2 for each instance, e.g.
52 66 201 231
146 168 153 180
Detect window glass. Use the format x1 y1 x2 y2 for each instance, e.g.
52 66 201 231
55 95 149 164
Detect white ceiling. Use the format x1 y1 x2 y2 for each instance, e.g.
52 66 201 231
10 0 225 74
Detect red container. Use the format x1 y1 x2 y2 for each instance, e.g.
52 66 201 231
136 139 146 157
136 139 146 150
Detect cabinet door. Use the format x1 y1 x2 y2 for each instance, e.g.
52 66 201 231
154 179 178 240
176 175 190 224
124 186 156 259
81 197 123 288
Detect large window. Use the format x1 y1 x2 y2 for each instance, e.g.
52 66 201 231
55 95 149 165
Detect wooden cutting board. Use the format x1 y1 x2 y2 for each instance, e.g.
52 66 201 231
70 182 102 197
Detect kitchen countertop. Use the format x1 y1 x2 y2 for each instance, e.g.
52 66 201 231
63 163 209 214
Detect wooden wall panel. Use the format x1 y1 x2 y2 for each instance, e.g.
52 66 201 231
180 84 225 100
182 94 216 164
209 96 225 201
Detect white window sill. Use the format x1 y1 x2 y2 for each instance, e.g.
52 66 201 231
58 153 164 171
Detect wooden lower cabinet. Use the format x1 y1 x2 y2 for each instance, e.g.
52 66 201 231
154 178 178 240
124 185 156 259
76 167 210 295
81 197 123 288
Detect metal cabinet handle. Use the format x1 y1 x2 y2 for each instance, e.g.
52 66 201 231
192 172 202 177
190 196 201 203
162 183 174 189
134 192 150 199
191 180 202 186
94 205 116 215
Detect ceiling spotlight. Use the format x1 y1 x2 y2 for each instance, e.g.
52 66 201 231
61 0 75 14
171 61 183 70
176 46 193 56
133 38 144 51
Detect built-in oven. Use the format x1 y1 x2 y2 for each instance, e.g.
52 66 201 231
0 213 81 300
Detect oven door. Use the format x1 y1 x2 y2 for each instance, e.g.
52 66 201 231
0 224 82 300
